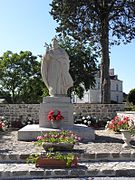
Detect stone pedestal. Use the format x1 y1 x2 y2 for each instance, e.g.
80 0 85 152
18 124 95 141
18 96 95 141
39 96 74 128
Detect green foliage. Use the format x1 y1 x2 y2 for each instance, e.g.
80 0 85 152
128 88 135 105
50 0 135 103
58 36 98 98
35 130 80 146
26 151 76 167
26 154 39 164
50 0 135 49
124 101 135 111
0 51 46 103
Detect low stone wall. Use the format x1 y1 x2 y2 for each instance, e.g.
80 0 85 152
74 103 124 120
0 104 40 122
0 103 124 123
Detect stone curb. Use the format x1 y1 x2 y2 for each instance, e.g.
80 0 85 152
0 151 135 163
81 151 135 161
0 161 135 179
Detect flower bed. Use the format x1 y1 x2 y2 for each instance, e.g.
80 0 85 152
35 130 81 151
27 130 80 168
27 151 78 168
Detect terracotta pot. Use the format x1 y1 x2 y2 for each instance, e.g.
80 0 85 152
42 142 74 151
36 157 78 168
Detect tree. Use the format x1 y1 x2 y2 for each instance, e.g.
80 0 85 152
58 36 98 98
0 51 45 103
128 88 135 105
50 0 135 103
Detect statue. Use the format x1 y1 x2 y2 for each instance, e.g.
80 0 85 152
41 38 73 96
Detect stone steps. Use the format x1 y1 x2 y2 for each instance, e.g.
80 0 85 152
0 130 135 179
0 150 135 163
0 151 135 179
0 161 135 179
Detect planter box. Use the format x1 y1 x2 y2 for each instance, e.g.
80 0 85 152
36 157 78 168
42 142 74 151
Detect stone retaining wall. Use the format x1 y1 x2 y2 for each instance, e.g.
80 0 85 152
0 103 124 122
74 103 124 120
0 104 40 122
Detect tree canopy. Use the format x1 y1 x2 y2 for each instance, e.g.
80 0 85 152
0 40 98 102
50 0 135 103
128 88 135 105
0 51 45 103
58 36 98 98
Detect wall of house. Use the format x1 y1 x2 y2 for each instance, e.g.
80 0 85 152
110 79 123 103
0 103 124 123
73 77 123 103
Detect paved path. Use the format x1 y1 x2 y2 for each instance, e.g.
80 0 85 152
0 129 135 179
0 129 135 155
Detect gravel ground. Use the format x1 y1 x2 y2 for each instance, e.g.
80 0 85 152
0 129 135 154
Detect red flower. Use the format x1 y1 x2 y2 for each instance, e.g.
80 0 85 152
118 121 123 126
48 115 53 120
47 110 64 121
0 122 2 128
106 115 135 133
49 110 54 115
56 115 61 120
57 111 61 115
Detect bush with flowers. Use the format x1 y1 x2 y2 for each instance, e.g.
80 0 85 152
105 116 135 135
0 116 9 132
47 110 64 121
35 130 81 147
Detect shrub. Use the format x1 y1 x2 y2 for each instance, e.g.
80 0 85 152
128 88 135 105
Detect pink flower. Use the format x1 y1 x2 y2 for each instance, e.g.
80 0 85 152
37 136 43 140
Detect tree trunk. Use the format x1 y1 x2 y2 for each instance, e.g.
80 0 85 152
12 89 15 104
100 17 110 104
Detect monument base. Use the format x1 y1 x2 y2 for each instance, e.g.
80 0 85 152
18 124 95 141
39 96 74 128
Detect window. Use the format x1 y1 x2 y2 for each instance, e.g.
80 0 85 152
116 84 119 91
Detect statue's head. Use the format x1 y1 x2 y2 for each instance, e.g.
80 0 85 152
51 38 59 49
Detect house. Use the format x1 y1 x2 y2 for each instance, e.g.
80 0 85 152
72 68 123 103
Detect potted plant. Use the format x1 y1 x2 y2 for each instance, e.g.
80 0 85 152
27 150 78 168
105 115 135 148
48 110 64 128
35 130 81 151
105 116 121 133
106 116 135 134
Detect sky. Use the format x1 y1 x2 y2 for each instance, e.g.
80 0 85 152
0 0 135 94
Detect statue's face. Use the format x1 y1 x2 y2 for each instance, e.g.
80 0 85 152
52 39 59 49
